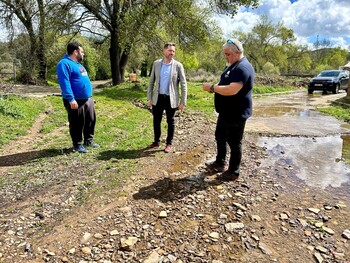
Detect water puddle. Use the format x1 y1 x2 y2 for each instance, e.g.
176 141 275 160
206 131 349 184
255 135 350 190
248 92 350 201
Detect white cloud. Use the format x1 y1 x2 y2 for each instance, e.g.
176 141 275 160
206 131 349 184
216 0 350 48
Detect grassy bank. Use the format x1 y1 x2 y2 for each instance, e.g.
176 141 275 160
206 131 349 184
0 81 299 150
318 96 350 123
0 81 301 205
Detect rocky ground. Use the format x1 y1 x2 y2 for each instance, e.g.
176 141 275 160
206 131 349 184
0 86 349 263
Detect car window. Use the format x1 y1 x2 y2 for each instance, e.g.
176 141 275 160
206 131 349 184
318 71 340 77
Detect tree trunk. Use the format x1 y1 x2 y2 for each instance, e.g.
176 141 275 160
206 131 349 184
37 0 47 82
27 31 38 84
347 77 350 97
119 47 130 83
110 31 122 85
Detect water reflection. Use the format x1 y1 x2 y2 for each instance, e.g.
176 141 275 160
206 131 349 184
253 106 322 118
256 135 350 189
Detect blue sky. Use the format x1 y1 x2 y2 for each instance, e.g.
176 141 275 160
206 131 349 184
217 0 350 50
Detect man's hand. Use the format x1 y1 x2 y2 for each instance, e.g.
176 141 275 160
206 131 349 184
70 100 78 109
178 104 186 111
148 99 152 106
202 83 211 92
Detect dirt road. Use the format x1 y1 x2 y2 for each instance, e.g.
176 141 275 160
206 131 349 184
0 88 349 263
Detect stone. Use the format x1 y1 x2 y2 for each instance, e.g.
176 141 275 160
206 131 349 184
233 202 247 211
258 242 273 255
94 233 103 239
251 215 261 222
297 218 307 227
314 222 323 228
81 232 93 244
120 237 138 251
251 234 260 241
279 213 289 220
159 211 167 218
335 202 347 208
315 246 328 254
143 251 160 263
321 226 334 235
81 247 91 254
342 229 350 239
314 252 323 263
110 229 119 236
225 222 244 232
324 205 333 210
308 208 320 214
209 232 220 239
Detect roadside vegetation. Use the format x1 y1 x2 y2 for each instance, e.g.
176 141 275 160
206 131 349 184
0 2 348 87
0 94 46 147
0 75 301 151
318 103 350 123
317 96 350 125
0 79 300 204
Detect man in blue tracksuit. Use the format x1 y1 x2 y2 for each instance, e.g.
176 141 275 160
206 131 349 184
56 41 99 153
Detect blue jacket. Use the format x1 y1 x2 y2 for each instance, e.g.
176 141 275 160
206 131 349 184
56 54 92 102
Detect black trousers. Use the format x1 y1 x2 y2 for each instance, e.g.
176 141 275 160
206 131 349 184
152 94 176 145
215 115 246 175
63 98 96 147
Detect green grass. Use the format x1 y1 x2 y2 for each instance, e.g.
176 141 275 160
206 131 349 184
315 96 350 127
0 81 297 150
0 94 46 147
317 99 350 164
0 80 301 202
253 85 296 94
318 104 350 123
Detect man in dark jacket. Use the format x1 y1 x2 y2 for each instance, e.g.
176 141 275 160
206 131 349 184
202 38 254 181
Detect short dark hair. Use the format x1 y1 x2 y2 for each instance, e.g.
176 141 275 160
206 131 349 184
67 41 82 55
164 42 176 49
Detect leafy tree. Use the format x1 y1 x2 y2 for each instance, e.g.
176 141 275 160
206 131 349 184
46 35 101 81
71 0 259 85
236 15 312 75
0 0 75 83
325 48 347 69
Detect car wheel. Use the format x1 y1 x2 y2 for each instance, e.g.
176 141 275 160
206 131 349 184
308 89 313 94
332 84 340 94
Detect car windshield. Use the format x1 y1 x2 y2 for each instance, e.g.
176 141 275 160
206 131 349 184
318 71 340 77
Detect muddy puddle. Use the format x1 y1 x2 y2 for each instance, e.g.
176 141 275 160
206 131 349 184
247 92 350 200
255 135 350 188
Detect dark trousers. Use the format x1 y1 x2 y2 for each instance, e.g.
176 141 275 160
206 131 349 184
152 94 176 145
215 115 246 175
63 98 96 147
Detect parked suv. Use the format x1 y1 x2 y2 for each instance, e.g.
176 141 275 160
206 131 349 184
308 70 349 94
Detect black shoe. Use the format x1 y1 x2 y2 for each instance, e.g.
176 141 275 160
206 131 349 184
84 141 100 148
216 170 239 181
205 160 227 172
147 142 160 149
74 144 88 153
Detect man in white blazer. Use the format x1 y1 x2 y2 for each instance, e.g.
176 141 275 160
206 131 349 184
147 42 187 153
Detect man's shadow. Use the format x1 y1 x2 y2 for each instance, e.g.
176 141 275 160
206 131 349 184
133 171 234 202
97 147 164 161
0 148 70 167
